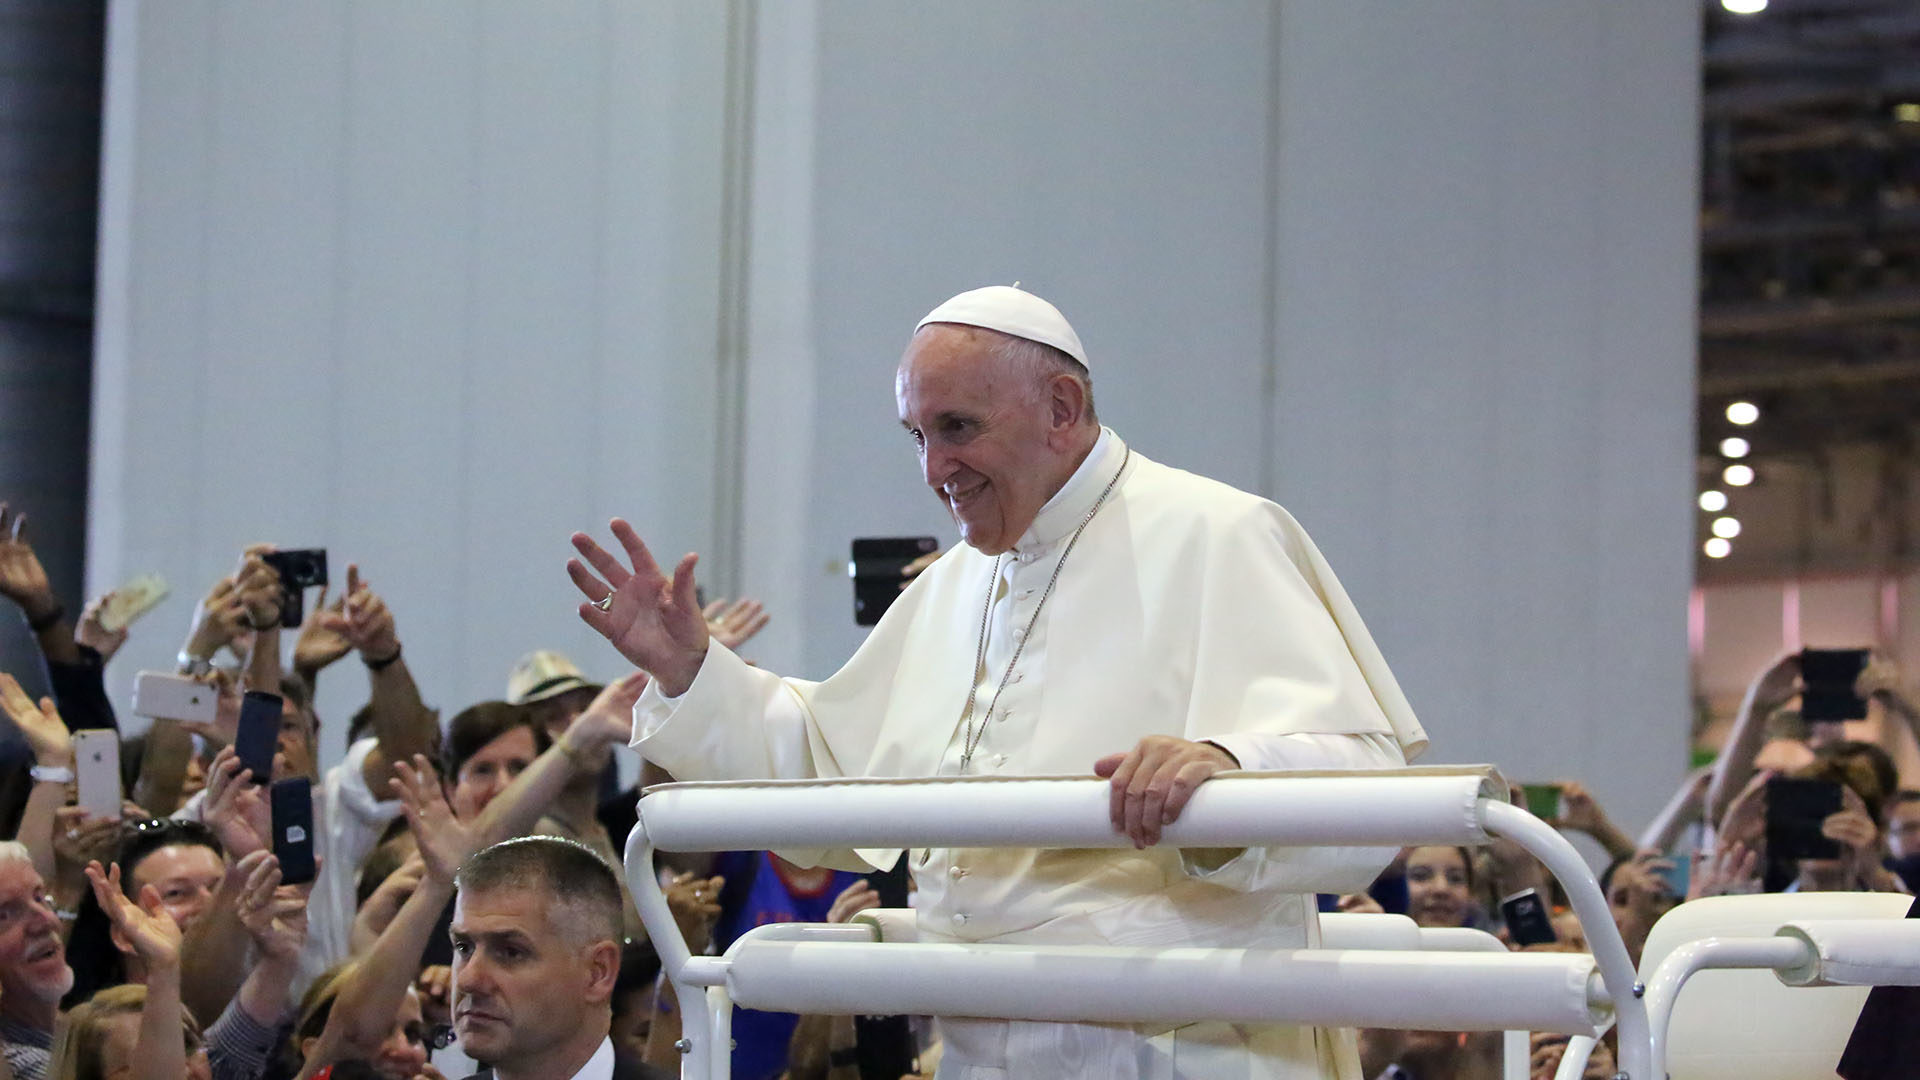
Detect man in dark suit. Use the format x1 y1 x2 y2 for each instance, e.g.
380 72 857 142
451 836 668 1080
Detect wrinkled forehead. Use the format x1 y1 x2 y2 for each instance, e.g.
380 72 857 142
896 325 1023 410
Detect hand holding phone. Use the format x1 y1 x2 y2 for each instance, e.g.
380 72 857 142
234 691 284 783
97 574 170 634
1766 777 1845 860
73 730 124 820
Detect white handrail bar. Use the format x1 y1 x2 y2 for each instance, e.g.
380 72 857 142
623 773 1648 1077
635 772 1498 851
1477 801 1651 1080
1642 935 1810 1072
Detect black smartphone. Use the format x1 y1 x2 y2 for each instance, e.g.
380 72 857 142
234 690 283 783
269 777 318 885
1799 647 1869 722
849 537 938 626
1766 776 1844 860
1501 888 1558 947
261 548 328 628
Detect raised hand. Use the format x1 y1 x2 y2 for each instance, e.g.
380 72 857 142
0 503 56 617
75 593 130 661
53 805 124 871
702 597 769 651
86 860 185 967
184 576 252 660
294 586 353 676
663 871 725 954
391 755 471 884
234 852 310 961
568 519 708 696
339 565 400 661
559 671 651 760
0 672 71 767
1690 841 1760 899
202 746 270 858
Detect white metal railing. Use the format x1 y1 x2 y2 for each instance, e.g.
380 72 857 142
622 769 1648 1080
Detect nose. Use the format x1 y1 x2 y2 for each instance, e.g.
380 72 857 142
921 441 955 488
454 954 496 1003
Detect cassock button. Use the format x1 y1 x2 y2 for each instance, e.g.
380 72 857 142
949 865 967 879
951 912 969 926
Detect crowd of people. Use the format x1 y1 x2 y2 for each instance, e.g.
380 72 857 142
2 499 1915 1080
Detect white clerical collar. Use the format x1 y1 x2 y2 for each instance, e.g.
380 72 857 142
565 1037 616 1080
1014 426 1126 553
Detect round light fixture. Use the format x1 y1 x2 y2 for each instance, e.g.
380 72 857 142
1712 516 1741 539
1724 464 1755 486
1720 437 1750 459
1699 490 1728 512
1704 537 1732 558
1726 401 1759 425
1721 0 1767 13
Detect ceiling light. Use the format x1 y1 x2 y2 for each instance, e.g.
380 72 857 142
1712 516 1741 539
1699 490 1728 512
1725 401 1759 425
1704 538 1732 559
1724 464 1755 486
1720 437 1750 458
1721 0 1767 12
1896 103 1920 124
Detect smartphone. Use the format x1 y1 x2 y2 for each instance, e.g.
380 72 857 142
1501 888 1558 947
131 671 220 724
1766 777 1844 860
97 574 170 634
73 729 123 819
1652 853 1692 899
234 690 284 783
849 537 938 626
1522 783 1563 821
261 548 328 628
269 777 317 885
1799 647 1869 722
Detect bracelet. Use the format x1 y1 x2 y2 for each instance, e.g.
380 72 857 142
29 764 75 785
26 604 65 633
363 644 402 671
177 651 213 677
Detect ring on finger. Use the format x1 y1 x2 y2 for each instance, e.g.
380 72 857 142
594 593 615 612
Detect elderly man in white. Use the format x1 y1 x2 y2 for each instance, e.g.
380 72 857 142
569 285 1427 1080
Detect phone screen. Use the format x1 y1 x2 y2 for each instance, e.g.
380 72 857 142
1800 648 1869 722
850 537 938 626
1766 777 1844 860
234 691 284 783
1501 889 1558 947
1522 783 1562 821
269 777 317 885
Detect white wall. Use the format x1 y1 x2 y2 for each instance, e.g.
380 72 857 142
95 0 1698 826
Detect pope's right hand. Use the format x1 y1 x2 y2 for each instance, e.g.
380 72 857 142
568 518 709 697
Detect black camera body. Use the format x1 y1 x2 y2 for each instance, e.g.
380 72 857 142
262 548 328 628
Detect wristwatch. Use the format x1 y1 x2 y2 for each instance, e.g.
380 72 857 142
178 650 213 677
30 764 75 784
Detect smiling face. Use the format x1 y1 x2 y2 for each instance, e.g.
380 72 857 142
0 857 74 1021
896 325 1095 556
1404 845 1473 929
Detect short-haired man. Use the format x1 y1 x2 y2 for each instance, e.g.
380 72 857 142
0 842 75 1080
450 837 667 1080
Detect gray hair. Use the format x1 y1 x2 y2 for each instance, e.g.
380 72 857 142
992 332 1097 423
0 841 31 868
455 835 624 948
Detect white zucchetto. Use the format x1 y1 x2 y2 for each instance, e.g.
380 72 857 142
915 285 1088 367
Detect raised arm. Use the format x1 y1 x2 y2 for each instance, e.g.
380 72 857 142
0 503 79 668
1638 765 1714 854
328 566 436 795
85 861 190 1080
0 673 73 881
1706 653 1799 827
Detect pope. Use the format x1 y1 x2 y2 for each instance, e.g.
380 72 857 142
568 285 1428 1079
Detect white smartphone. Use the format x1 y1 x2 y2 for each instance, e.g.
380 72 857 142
131 670 219 724
98 573 170 633
73 729 123 819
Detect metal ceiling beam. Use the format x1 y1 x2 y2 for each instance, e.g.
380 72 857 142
1699 356 1920 394
1701 286 1920 334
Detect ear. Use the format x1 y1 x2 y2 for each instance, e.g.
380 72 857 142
1045 372 1089 435
583 938 622 1003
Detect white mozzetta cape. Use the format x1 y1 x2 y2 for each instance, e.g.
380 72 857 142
635 428 1426 948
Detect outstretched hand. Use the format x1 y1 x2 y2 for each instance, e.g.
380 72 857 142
391 755 471 885
702 597 769 651
0 672 70 766
568 519 709 696
86 860 184 968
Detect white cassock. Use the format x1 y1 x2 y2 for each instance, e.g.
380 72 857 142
633 427 1428 1080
